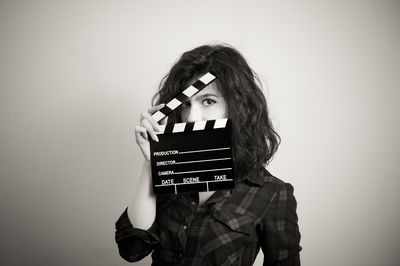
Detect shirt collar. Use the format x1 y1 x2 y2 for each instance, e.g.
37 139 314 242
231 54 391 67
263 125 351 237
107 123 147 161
203 169 269 205
204 189 233 205
238 168 270 187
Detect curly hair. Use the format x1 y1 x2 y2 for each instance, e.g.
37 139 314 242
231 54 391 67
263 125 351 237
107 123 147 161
152 44 280 183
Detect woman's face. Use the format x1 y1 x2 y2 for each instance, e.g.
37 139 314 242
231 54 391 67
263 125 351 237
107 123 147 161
180 82 228 123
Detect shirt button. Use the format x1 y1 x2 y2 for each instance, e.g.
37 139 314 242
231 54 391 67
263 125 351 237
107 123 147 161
191 201 196 206
183 224 188 230
178 253 183 259
225 191 231 197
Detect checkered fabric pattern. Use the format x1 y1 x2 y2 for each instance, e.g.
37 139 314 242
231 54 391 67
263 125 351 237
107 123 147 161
115 169 301 265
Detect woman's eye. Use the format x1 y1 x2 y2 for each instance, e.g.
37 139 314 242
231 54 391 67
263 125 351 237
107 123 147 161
203 99 216 106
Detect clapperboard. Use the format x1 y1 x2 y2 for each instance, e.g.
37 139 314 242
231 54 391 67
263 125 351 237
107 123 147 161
149 73 235 194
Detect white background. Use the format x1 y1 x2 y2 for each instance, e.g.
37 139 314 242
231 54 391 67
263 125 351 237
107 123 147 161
1 1 399 265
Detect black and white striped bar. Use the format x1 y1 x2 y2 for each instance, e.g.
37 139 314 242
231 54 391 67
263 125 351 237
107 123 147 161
149 118 235 194
151 72 216 123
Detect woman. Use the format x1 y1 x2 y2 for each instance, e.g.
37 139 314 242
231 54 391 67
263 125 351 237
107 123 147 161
115 44 301 265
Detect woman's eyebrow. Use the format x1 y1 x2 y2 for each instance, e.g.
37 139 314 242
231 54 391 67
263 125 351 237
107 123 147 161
182 93 220 105
195 93 220 99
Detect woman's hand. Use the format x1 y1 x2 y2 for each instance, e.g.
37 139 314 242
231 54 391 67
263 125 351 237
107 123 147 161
135 104 166 161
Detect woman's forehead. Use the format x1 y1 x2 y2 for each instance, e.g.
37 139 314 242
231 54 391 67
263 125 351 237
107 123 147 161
195 82 222 97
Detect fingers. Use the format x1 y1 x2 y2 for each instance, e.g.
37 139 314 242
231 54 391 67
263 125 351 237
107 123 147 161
135 122 159 143
141 111 161 132
136 103 165 145
135 104 166 160
135 125 148 141
142 119 159 142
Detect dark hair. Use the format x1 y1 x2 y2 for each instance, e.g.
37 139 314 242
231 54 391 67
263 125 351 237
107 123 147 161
153 44 280 183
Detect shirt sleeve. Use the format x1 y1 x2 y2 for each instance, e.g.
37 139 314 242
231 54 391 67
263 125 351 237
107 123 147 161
259 183 302 266
115 208 160 262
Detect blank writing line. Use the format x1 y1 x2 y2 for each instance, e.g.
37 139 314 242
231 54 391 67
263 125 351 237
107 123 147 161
174 168 232 175
175 157 231 164
179 147 230 154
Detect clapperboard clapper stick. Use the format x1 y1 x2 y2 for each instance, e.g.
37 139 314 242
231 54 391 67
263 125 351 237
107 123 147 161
151 72 217 123
149 73 235 194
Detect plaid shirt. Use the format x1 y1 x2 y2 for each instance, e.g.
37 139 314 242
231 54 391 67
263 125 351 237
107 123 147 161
115 169 301 265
